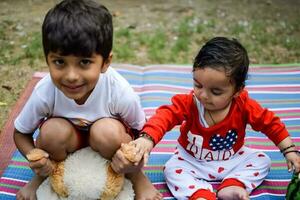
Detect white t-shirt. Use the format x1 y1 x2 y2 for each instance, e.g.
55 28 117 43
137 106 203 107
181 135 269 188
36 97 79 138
14 67 146 134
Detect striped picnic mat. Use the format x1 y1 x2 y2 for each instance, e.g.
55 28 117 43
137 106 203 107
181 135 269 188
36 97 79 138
0 64 299 199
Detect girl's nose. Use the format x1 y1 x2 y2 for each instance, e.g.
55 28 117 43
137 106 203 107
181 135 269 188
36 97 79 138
199 89 209 100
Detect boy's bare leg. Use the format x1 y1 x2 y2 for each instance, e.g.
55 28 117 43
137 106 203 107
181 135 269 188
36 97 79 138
127 170 163 200
90 118 162 200
16 176 45 200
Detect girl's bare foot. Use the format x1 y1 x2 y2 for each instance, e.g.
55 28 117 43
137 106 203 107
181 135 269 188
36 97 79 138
217 186 249 200
127 170 163 200
16 176 45 200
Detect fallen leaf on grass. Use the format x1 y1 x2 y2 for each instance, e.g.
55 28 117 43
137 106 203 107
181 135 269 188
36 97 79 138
2 85 12 91
0 102 7 106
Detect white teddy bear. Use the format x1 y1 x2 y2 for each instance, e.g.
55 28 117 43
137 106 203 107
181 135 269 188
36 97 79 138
27 145 137 200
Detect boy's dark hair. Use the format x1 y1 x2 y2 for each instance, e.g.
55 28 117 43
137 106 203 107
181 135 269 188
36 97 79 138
193 37 249 90
42 0 113 61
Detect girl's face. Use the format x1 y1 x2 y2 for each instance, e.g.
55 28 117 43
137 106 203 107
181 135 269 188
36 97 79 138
193 67 239 111
47 52 111 105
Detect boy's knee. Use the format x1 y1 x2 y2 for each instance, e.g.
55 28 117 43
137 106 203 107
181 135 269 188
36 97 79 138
37 118 74 147
89 118 131 158
90 118 126 144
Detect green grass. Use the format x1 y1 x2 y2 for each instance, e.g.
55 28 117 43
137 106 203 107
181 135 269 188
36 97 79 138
23 31 44 66
0 19 15 65
1 12 299 67
147 31 167 63
114 28 135 61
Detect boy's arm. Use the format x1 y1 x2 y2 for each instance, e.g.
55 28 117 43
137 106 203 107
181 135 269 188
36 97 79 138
13 128 35 158
14 128 52 177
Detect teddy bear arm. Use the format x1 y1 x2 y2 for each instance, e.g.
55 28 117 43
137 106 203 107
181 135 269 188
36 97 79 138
100 165 125 200
50 161 69 198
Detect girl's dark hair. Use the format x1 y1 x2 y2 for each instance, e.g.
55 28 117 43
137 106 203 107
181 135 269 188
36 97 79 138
193 37 249 90
42 0 113 61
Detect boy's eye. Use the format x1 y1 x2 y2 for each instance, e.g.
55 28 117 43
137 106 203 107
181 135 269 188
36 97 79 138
53 59 64 66
80 59 91 66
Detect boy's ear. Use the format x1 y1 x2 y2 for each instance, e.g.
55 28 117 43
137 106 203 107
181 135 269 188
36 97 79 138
101 52 113 73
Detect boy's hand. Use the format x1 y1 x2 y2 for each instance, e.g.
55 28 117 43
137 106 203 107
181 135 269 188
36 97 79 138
285 151 300 173
26 148 53 177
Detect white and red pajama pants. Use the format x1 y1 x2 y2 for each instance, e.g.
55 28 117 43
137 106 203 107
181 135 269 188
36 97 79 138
163 145 272 200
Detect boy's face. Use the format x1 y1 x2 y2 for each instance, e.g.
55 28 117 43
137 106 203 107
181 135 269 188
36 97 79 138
47 52 111 104
193 67 239 111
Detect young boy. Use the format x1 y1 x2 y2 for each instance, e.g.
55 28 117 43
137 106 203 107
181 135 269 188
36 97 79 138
117 37 300 200
13 0 162 199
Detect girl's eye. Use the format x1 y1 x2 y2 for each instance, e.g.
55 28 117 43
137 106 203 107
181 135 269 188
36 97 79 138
211 89 222 96
194 83 202 88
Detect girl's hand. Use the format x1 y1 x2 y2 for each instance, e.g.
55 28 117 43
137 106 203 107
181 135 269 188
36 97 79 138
111 137 154 174
129 137 154 165
284 151 300 173
111 143 144 174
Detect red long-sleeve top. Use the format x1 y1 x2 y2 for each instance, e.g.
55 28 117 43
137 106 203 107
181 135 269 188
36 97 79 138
143 90 289 161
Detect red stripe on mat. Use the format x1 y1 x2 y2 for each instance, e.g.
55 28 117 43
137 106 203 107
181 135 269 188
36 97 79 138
0 75 43 177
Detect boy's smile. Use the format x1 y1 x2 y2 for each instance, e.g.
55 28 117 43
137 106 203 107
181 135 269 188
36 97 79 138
62 83 86 94
47 52 110 105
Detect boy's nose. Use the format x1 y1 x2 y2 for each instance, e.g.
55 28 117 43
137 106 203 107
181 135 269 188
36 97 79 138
65 67 79 82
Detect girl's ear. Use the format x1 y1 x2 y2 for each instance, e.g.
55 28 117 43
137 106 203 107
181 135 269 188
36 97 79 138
101 52 113 73
233 86 244 98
